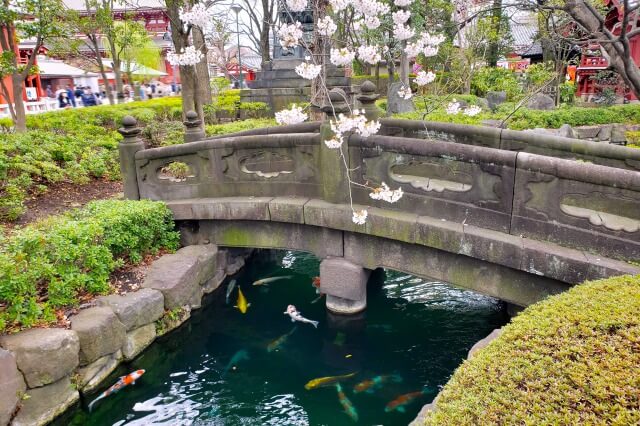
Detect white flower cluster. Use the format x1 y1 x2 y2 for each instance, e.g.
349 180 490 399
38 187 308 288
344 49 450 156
352 209 368 225
167 46 204 66
326 110 381 149
369 182 403 203
405 33 445 58
357 45 382 65
463 105 482 116
394 0 413 6
329 0 350 12
317 15 337 36
392 10 411 25
330 48 356 66
179 3 213 28
277 22 303 48
445 100 461 115
295 60 322 80
393 24 415 41
275 105 308 125
397 85 412 100
363 15 381 29
415 70 436 86
353 0 389 18
286 0 307 13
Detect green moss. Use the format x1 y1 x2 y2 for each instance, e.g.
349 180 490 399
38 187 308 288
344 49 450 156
155 306 190 336
425 275 640 425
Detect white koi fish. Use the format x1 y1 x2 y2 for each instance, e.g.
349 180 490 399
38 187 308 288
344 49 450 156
252 275 293 286
225 279 237 304
284 304 319 328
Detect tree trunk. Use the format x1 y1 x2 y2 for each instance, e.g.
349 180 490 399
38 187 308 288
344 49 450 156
113 59 124 102
260 0 271 68
93 42 114 104
565 0 640 98
192 26 212 106
487 0 503 67
399 44 410 87
11 74 27 132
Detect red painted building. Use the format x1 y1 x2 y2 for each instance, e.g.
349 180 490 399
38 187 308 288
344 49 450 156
0 28 44 104
576 0 640 101
63 0 179 85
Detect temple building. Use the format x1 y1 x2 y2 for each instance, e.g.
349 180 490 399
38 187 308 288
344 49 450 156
576 0 640 101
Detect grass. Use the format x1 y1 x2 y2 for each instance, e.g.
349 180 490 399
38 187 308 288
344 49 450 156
424 274 640 425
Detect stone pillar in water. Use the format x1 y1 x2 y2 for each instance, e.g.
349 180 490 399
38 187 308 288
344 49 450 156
118 116 144 200
320 258 370 314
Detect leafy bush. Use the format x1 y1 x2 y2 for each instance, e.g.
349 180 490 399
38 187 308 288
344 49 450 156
205 118 277 136
471 67 522 100
0 200 179 332
424 275 640 425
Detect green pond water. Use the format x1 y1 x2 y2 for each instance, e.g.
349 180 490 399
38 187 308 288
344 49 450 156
61 250 509 425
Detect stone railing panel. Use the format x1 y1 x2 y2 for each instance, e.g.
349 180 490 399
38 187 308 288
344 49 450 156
512 153 640 261
380 119 502 149
349 134 517 232
135 134 322 201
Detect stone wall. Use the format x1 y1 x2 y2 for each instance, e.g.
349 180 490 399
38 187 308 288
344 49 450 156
0 245 248 426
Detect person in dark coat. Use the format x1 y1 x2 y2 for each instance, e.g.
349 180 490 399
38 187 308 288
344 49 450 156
81 87 98 107
65 85 76 107
58 91 71 108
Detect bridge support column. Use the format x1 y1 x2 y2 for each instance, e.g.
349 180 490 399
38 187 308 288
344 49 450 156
320 258 370 315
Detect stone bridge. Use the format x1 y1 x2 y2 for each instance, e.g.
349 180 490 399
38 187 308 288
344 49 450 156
117 92 640 313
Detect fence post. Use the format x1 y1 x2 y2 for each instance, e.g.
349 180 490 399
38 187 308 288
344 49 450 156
117 116 144 200
357 80 382 121
184 110 206 142
319 88 352 204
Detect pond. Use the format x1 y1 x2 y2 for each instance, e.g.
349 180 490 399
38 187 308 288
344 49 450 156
62 250 508 425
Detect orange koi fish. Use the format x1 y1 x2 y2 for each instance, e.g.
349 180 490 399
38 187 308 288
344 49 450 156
353 374 402 394
88 369 145 412
384 390 425 413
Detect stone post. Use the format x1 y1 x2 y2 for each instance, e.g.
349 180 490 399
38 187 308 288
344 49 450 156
357 80 382 121
117 116 144 200
320 258 370 314
184 110 206 143
320 88 352 204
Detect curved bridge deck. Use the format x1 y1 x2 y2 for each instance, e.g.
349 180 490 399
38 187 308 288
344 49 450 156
119 119 640 307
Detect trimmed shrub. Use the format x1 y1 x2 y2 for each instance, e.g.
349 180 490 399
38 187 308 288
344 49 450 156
424 275 640 425
205 118 277 136
0 200 179 332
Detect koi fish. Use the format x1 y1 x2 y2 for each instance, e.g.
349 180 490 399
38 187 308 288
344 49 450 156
284 305 318 328
225 279 237 304
304 372 357 390
353 374 403 394
222 349 250 376
336 383 359 422
311 293 325 304
234 287 250 314
312 276 321 293
384 390 425 413
252 275 293 286
88 369 145 412
267 326 297 353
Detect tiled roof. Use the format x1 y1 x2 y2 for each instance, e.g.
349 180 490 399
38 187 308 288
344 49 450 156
510 13 542 57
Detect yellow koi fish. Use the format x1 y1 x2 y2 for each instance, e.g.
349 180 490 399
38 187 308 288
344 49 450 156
267 327 297 352
234 287 250 314
304 372 357 390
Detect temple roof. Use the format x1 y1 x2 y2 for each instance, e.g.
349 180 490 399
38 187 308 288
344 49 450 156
63 0 165 11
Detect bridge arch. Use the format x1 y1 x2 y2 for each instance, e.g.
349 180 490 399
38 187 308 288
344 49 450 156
118 115 640 312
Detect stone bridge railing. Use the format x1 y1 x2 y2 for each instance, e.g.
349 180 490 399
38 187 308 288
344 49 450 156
116 86 640 308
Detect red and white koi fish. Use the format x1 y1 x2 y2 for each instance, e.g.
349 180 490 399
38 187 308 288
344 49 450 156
336 383 359 422
284 304 319 328
88 369 145 412
384 390 425 413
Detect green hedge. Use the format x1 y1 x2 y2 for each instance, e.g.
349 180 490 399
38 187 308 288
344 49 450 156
205 118 276 136
395 99 640 131
424 275 640 425
0 200 179 332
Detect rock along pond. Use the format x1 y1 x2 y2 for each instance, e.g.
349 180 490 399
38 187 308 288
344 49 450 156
60 250 508 425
